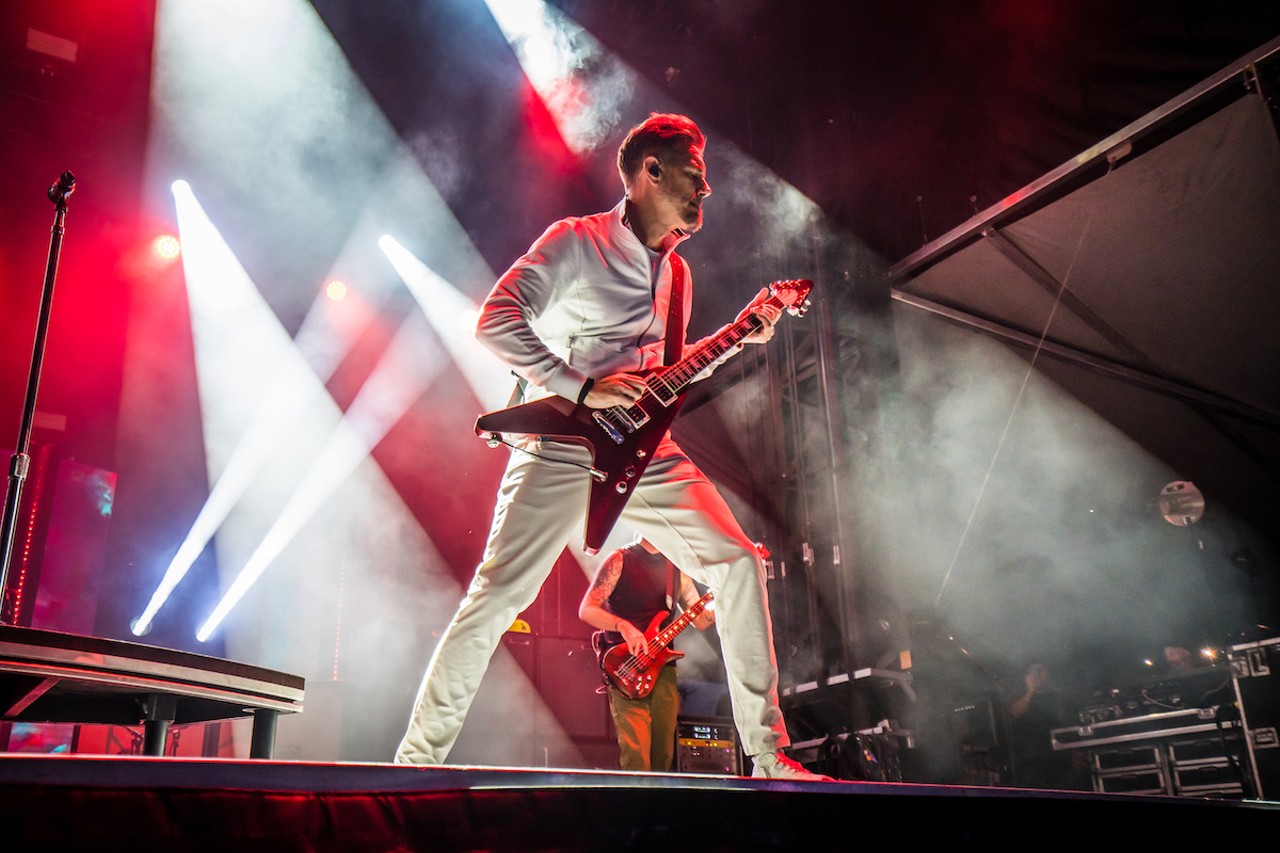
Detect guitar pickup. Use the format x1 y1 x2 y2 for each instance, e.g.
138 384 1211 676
649 385 680 407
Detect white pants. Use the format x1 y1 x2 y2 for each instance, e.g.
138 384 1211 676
394 433 790 764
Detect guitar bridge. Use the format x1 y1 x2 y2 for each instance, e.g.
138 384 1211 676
591 411 625 444
592 404 650 444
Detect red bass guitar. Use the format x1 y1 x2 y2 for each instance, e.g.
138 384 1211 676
597 590 715 700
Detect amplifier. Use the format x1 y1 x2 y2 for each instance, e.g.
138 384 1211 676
675 716 741 775
1230 637 1280 800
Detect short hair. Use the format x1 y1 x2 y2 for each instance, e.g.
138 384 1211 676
617 113 705 186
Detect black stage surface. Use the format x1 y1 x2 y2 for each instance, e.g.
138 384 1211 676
1 754 1276 851
2 618 1278 849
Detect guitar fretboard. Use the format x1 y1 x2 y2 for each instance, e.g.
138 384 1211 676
644 591 714 656
589 280 809 441
646 300 780 405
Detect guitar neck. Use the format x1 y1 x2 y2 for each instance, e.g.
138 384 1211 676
648 591 715 651
647 296 785 404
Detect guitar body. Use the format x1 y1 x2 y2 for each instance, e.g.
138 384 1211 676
475 389 685 554
599 611 685 700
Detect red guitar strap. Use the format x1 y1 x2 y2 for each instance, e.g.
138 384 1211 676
664 253 687 366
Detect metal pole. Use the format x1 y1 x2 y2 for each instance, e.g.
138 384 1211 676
0 171 76 623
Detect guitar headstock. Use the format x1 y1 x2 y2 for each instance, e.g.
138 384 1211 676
768 279 813 317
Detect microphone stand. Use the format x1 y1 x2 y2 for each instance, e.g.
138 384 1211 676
0 171 76 624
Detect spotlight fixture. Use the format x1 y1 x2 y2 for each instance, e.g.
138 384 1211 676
152 233 181 261
1157 480 1204 526
325 279 348 301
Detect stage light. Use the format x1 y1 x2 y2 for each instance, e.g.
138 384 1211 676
152 233 181 261
378 235 510 412
325 279 348 301
484 0 629 154
196 311 449 642
145 2 505 650
132 180 345 638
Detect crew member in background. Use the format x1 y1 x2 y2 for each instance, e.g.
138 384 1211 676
580 537 715 771
1163 645 1195 672
1007 663 1086 790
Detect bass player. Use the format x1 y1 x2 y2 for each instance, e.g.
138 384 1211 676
579 537 715 771
394 112 830 782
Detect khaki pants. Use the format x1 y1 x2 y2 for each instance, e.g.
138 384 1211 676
608 664 680 771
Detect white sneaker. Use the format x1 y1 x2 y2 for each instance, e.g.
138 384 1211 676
750 751 834 781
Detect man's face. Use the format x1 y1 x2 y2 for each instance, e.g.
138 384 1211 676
658 144 711 232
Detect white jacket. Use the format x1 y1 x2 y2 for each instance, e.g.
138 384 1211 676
476 200 734 403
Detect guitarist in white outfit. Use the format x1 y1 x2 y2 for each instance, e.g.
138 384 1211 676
579 537 715 772
395 113 831 782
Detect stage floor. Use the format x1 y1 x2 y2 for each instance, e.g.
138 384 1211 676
2 753 1277 850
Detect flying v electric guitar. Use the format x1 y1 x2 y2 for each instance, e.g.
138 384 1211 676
597 590 715 700
475 279 813 554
